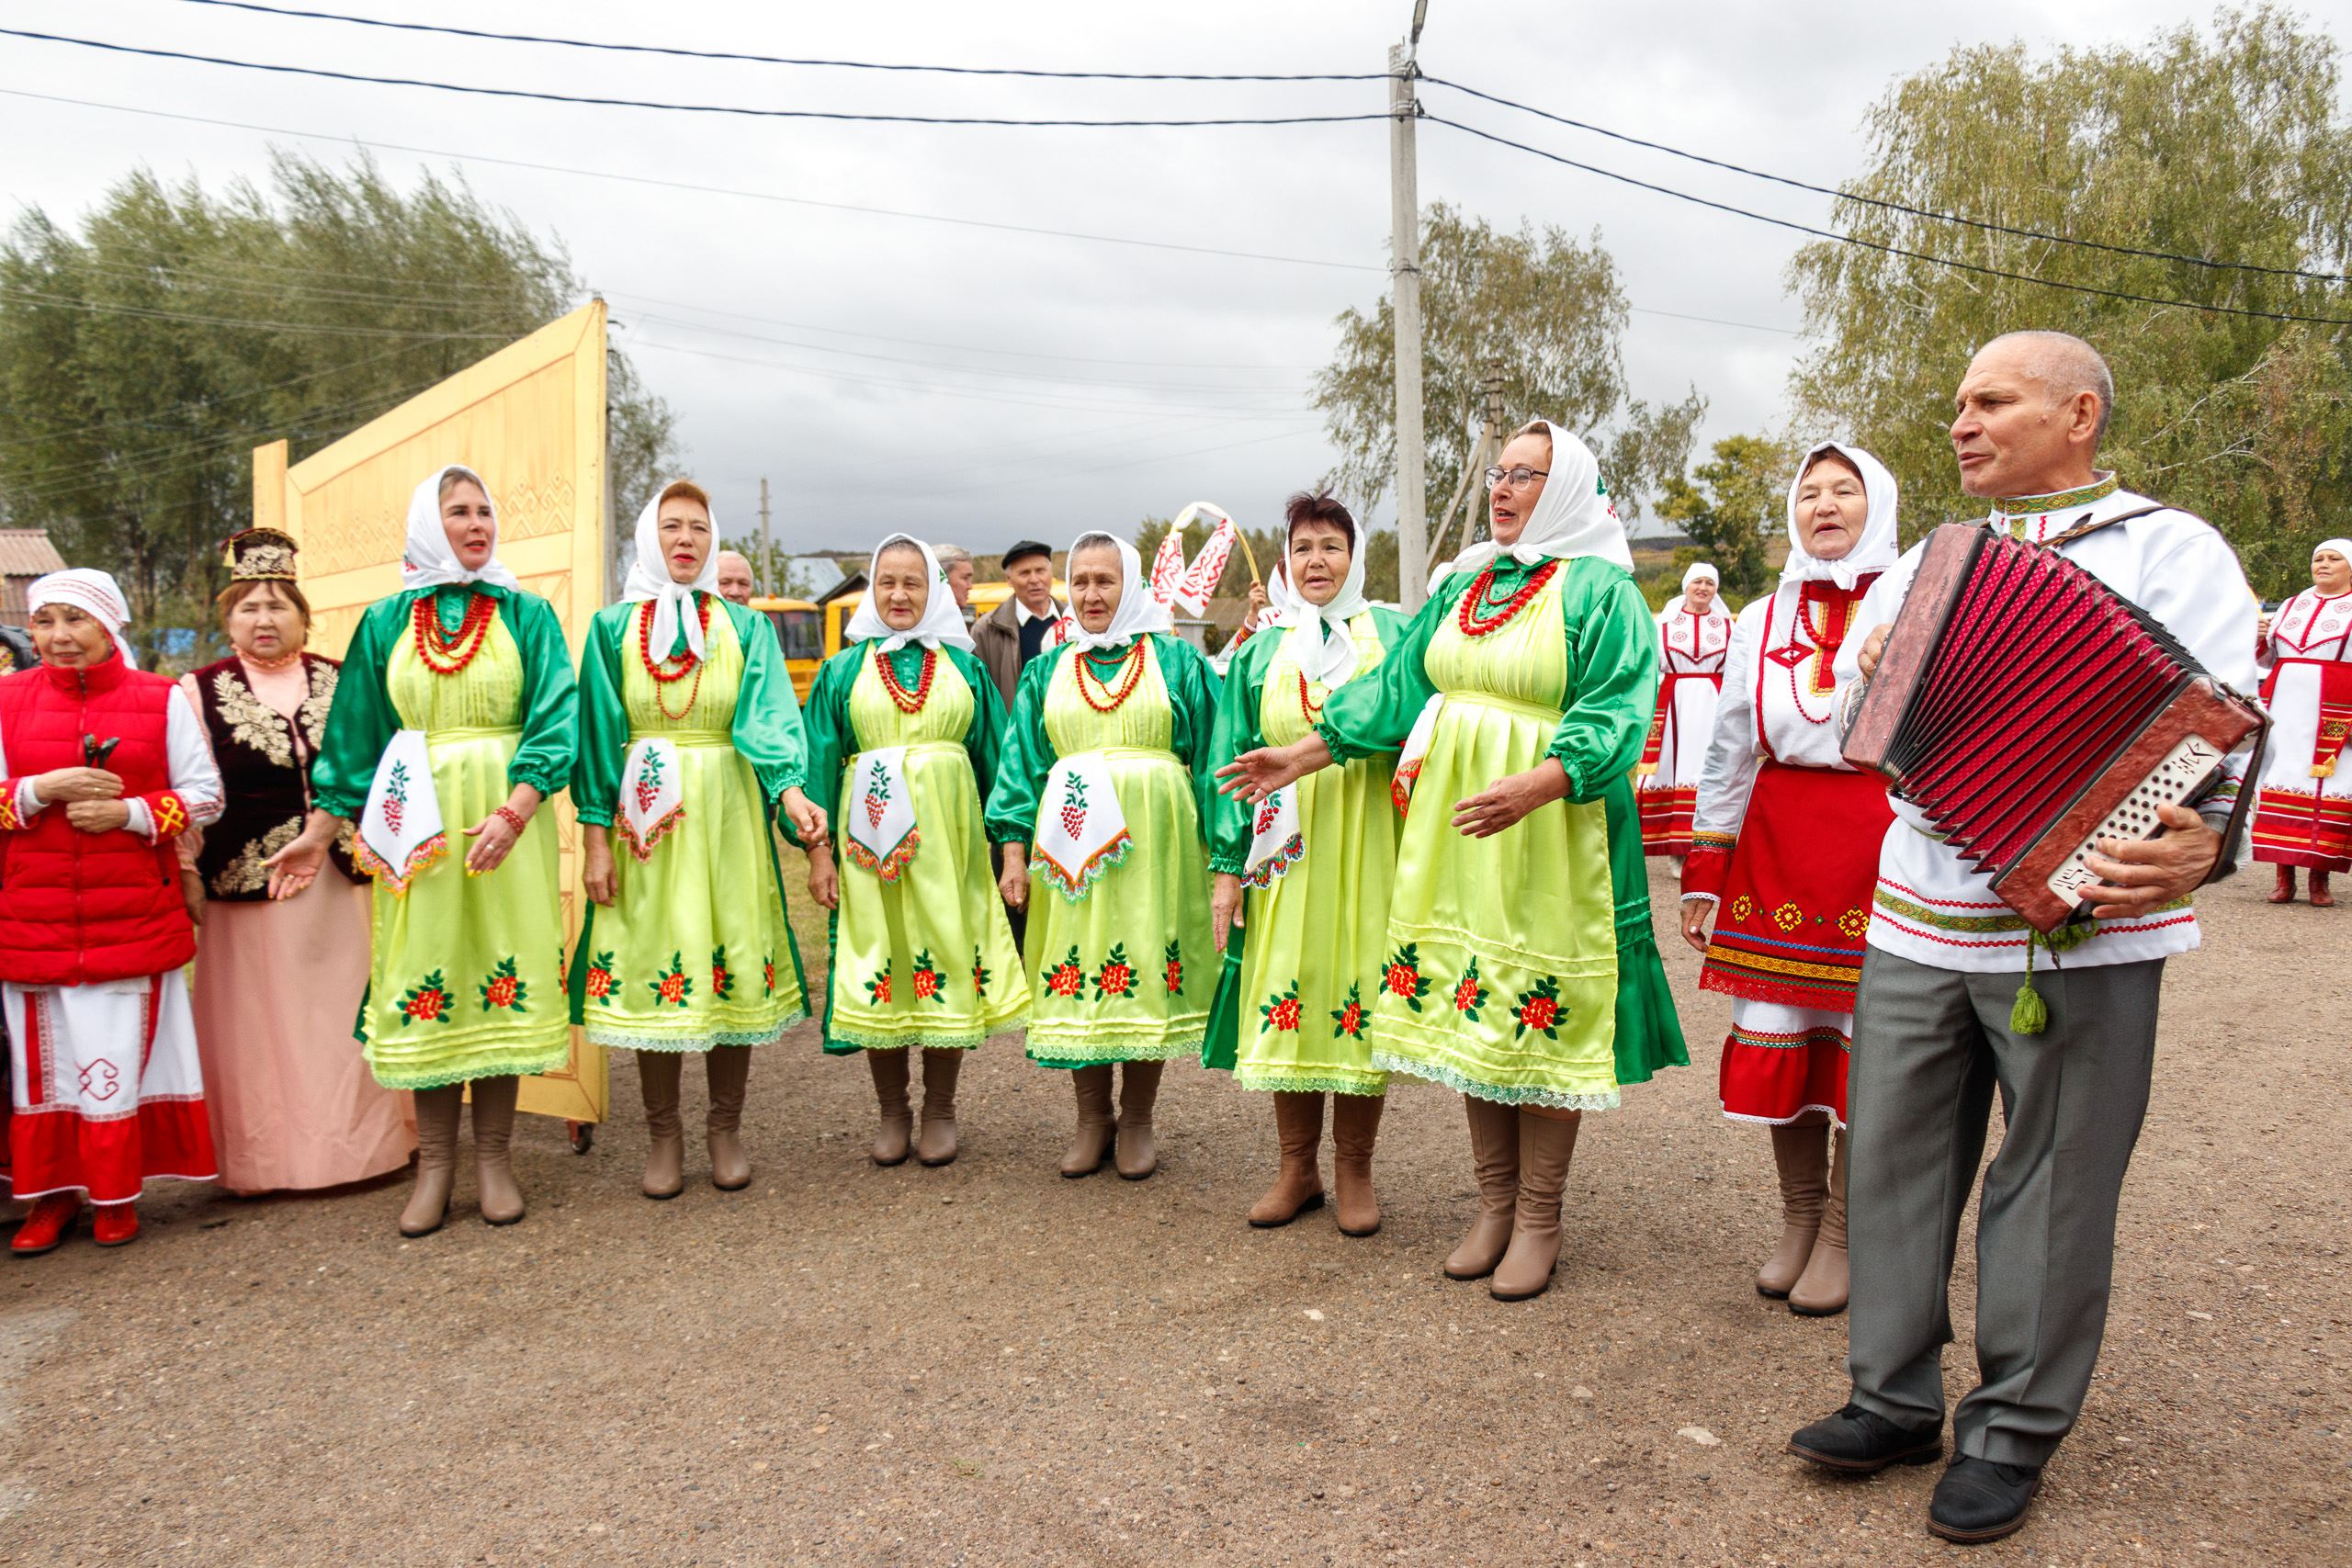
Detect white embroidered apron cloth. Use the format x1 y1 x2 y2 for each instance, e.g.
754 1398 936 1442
1033 752 1131 900
1389 694 1444 815
616 737 687 862
354 728 446 895
1241 785 1302 888
843 744 927 883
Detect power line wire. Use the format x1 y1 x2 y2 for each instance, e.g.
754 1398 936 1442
174 0 1382 83
0 29 1390 127
1427 115 2352 328
1421 77 2349 288
0 87 1384 275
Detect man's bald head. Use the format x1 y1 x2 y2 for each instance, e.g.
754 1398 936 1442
714 549 756 605
1974 332 2115 444
1951 331 2113 500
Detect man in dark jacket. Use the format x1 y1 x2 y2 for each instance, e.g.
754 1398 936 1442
970 540 1062 709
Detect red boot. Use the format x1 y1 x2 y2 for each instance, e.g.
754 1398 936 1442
11 1194 81 1257
92 1204 139 1247
2270 864 2298 903
2313 871 2335 908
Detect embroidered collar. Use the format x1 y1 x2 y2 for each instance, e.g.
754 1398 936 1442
1988 472 2120 528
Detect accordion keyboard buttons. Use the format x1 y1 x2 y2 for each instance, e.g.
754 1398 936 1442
2044 735 2225 909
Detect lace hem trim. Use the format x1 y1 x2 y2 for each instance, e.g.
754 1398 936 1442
1232 1069 1388 1095
1723 1105 1846 1130
1369 1049 1621 1111
584 1011 808 1053
1025 1031 1202 1065
368 1046 571 1091
823 1014 1025 1054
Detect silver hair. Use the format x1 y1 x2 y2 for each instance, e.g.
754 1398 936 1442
1980 331 2115 445
931 543 974 566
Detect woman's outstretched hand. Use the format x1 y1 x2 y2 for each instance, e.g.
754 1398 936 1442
1216 735 1333 805
1450 759 1569 839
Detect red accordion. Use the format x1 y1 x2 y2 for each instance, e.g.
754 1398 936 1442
1844 523 2266 932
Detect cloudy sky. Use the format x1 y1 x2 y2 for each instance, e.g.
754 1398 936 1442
0 0 2320 558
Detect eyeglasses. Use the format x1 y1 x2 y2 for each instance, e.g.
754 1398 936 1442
1484 467 1550 491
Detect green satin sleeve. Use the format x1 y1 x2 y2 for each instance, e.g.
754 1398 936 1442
1547 560 1658 806
1154 633 1223 844
308 592 409 820
944 644 1008 806
1207 630 1280 874
719 596 808 808
570 603 633 828
498 587 582 803
793 646 865 850
983 647 1066 845
1315 587 1454 764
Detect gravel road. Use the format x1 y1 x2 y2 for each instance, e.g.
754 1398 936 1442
0 864 2343 1566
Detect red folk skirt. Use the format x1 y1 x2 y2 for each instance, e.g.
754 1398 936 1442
1684 761 1892 1123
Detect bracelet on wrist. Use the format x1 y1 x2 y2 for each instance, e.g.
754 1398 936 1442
494 805 527 835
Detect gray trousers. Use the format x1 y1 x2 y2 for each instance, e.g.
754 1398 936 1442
1845 946 2162 1468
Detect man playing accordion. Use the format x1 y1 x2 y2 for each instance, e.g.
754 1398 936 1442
1786 332 2260 1545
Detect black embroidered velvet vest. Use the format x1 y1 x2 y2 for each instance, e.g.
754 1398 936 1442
192 653 362 900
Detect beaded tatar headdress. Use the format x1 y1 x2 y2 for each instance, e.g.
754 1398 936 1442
222 527 300 583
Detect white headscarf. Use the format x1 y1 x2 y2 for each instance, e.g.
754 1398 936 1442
1448 422 1633 579
2313 539 2352 563
1260 560 1295 628
1658 560 1730 623
1782 443 1899 591
401 464 521 592
622 482 721 661
1275 524 1373 682
842 534 976 653
25 569 136 667
1062 531 1171 651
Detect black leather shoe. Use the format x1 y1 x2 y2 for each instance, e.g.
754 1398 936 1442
1928 1456 2042 1543
1786 1404 1945 1473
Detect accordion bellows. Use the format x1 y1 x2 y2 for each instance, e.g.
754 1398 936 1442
1845 523 2266 933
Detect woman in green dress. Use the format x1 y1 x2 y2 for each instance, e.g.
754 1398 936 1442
1206 491 1407 1235
267 464 579 1236
571 480 823 1199
986 531 1220 1180
1219 423 1686 1300
800 535 1030 1168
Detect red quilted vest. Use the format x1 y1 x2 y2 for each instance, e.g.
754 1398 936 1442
0 654 195 985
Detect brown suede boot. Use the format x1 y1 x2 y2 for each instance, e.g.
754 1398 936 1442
2313 870 2335 908
637 1051 685 1200
706 1044 752 1190
1247 1091 1326 1227
1061 1064 1115 1177
1443 1095 1521 1280
1114 1060 1165 1180
1491 1110 1580 1301
867 1048 913 1166
917 1048 964 1167
2270 863 2299 903
399 1085 463 1236
1758 1118 1830 1299
1790 1126 1850 1317
469 1075 526 1226
1330 1093 1385 1237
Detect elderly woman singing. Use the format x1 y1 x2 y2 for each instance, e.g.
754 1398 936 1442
987 531 1220 1181
1220 423 1686 1299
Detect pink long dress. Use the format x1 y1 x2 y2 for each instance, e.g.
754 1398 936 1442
178 658 413 1194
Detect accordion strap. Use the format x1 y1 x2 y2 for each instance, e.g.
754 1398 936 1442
1996 502 2178 549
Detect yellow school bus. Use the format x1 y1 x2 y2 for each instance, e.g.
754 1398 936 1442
746 597 828 701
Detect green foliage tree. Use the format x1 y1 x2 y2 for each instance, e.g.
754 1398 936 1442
0 151 679 667
1311 202 1706 558
1788 6 2352 593
1657 434 1792 595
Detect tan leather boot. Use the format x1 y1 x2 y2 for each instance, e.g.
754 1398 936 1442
1330 1092 1385 1237
1443 1095 1521 1280
1491 1110 1580 1301
469 1075 526 1226
1060 1064 1115 1177
705 1044 752 1190
1247 1091 1326 1227
1790 1126 1850 1317
867 1048 913 1166
1759 1118 1830 1299
1114 1060 1165 1180
637 1050 685 1200
917 1048 964 1167
399 1085 463 1236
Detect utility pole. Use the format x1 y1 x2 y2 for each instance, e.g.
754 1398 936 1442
1390 5 1429 610
758 477 773 598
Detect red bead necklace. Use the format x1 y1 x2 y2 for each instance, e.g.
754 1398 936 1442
1455 559 1561 638
412 592 496 677
1075 643 1147 713
876 645 937 714
639 599 712 721
1295 669 1325 724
